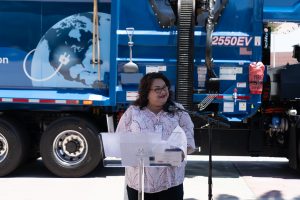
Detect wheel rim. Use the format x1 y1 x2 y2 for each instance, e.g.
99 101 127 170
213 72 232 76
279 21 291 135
0 133 8 163
53 130 88 167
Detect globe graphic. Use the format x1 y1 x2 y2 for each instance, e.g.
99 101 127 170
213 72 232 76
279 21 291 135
30 12 111 88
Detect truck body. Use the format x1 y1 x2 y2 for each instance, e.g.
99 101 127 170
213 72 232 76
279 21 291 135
0 0 300 177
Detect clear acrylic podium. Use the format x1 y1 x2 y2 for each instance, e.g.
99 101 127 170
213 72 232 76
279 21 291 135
100 132 183 200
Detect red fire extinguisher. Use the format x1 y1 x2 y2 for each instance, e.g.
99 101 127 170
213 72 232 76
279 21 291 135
249 62 265 94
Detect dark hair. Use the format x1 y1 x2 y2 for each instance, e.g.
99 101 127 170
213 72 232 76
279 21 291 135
133 72 174 112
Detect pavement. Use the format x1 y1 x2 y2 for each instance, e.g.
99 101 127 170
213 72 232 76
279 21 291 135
184 156 300 200
1 156 300 200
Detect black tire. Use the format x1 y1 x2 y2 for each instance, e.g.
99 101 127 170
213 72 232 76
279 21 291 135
0 117 29 176
40 116 102 177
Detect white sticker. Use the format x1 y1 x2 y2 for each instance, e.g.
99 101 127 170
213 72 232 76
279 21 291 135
254 36 261 46
146 66 159 74
198 74 206 81
237 82 247 88
223 102 234 112
239 102 247 111
197 66 207 87
126 91 139 101
146 65 166 74
220 67 243 75
158 65 167 71
220 74 236 80
197 66 207 73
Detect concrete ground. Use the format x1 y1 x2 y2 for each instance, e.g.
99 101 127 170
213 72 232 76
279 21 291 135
1 156 300 200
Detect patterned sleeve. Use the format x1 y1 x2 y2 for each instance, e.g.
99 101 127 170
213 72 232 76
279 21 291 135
116 105 134 133
179 111 196 154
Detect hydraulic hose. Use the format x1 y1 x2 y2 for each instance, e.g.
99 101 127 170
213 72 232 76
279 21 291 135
205 0 217 79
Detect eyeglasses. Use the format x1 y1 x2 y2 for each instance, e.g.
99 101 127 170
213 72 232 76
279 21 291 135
150 85 169 94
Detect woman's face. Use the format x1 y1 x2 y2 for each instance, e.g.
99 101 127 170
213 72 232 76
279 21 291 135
148 78 169 108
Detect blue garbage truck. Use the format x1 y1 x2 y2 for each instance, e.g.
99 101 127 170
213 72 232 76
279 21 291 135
0 0 300 177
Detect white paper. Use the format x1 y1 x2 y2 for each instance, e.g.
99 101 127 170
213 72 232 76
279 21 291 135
101 133 121 157
101 131 184 167
154 151 182 166
166 125 187 157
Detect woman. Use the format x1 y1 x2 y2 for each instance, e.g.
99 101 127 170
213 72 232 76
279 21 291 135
116 72 195 200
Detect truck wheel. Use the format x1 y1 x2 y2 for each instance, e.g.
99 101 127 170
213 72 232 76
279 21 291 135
0 117 29 176
40 117 102 177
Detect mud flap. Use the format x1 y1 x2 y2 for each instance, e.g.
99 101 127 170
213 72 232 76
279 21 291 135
288 123 298 169
248 117 264 155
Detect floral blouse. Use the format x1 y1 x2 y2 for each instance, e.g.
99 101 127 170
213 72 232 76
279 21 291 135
116 105 195 193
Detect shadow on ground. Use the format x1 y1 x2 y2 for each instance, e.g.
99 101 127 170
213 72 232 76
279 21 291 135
7 159 124 178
